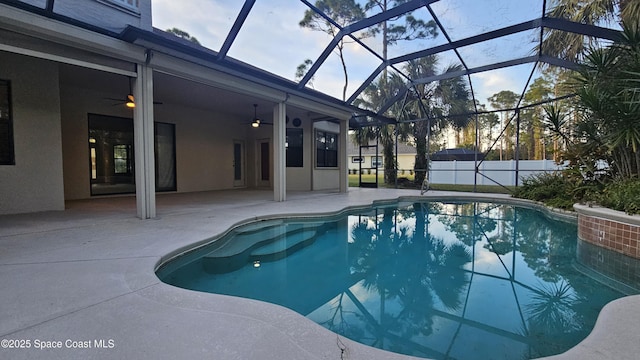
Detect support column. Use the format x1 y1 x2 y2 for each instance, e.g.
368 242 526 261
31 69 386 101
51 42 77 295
133 64 156 219
273 102 286 202
339 118 348 193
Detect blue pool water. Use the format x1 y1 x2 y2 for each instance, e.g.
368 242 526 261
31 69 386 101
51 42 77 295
157 201 639 359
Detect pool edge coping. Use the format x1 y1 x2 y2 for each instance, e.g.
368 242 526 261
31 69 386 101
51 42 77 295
153 194 577 274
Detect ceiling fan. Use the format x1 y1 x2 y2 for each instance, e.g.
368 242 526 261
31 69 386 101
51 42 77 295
104 94 163 108
250 104 272 128
103 77 162 108
248 104 296 127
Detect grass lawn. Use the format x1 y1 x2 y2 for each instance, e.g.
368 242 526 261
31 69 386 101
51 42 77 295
348 174 513 194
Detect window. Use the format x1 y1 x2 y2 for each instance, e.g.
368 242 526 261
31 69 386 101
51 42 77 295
372 156 382 168
102 0 139 11
0 80 14 165
316 130 338 168
113 144 132 174
286 128 303 167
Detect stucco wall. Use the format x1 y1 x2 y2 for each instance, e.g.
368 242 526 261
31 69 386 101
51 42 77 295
0 53 65 214
156 104 248 193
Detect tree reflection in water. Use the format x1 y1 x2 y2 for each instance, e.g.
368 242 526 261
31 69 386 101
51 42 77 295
161 201 634 360
310 201 629 359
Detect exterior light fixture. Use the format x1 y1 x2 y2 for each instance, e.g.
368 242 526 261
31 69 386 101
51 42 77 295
251 104 260 128
125 94 135 108
253 261 261 268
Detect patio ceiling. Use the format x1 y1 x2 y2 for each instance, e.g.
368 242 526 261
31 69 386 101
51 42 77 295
148 0 621 128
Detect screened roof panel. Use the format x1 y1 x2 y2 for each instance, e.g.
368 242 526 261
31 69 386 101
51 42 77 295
469 63 538 107
395 50 465 84
455 29 539 69
544 0 623 31
353 66 408 114
310 38 383 100
152 1 244 52
429 0 544 41
147 0 625 127
227 0 324 83
379 6 446 60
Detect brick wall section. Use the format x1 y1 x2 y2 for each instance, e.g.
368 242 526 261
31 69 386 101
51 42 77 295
578 214 640 258
577 240 640 291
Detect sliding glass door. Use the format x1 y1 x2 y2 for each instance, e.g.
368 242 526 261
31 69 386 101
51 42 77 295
88 114 176 195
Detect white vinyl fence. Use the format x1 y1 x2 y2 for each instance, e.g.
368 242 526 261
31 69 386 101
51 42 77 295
427 160 566 186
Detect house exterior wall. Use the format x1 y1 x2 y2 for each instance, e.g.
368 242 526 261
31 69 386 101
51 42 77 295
18 0 152 33
1 1 348 215
0 52 65 214
158 105 248 193
347 153 415 173
397 154 414 173
60 77 137 200
61 91 252 198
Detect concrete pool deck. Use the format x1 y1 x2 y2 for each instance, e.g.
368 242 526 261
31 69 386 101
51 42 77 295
1 188 639 360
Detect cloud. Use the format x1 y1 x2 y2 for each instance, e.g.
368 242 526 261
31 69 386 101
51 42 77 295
152 0 240 49
471 64 535 107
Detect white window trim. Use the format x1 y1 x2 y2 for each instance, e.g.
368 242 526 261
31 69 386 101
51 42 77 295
97 0 140 15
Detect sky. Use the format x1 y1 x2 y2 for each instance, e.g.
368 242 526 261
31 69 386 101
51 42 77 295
150 0 551 110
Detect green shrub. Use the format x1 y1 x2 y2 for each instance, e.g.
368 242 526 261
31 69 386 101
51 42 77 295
513 171 640 214
597 178 640 215
513 172 601 210
513 173 573 209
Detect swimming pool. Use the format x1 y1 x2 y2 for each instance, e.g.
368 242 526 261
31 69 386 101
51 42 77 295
157 200 639 359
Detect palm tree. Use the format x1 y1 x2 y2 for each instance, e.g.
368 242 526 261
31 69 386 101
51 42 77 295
353 72 407 184
541 0 640 62
570 23 640 179
402 57 472 185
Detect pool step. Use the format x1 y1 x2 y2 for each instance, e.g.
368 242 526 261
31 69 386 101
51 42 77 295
206 223 284 258
202 222 324 273
250 228 317 260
